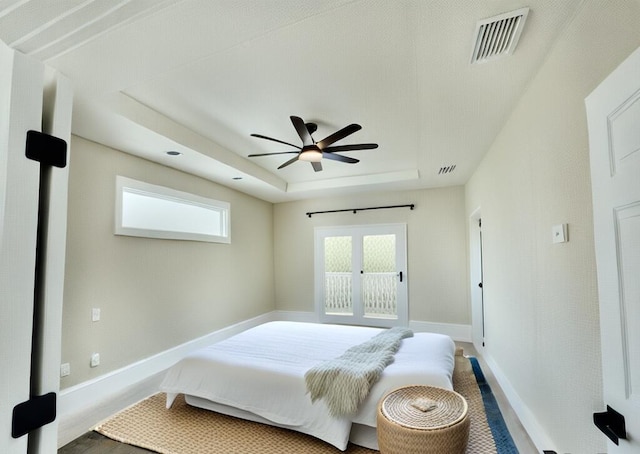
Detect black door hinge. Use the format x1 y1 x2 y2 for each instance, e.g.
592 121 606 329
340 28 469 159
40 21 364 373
25 130 67 168
11 392 56 438
594 405 626 445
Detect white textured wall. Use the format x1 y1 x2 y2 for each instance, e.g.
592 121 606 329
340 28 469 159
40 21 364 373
465 1 640 452
61 136 275 388
274 186 469 325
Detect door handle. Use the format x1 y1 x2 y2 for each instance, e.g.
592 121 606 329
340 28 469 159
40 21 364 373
593 405 626 445
399 271 403 282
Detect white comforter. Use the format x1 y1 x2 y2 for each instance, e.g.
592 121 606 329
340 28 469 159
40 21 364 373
160 321 455 451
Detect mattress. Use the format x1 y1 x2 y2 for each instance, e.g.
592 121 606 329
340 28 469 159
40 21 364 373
160 321 455 451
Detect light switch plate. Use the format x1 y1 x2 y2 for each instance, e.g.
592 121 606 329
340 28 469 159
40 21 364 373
552 224 567 243
90 353 100 367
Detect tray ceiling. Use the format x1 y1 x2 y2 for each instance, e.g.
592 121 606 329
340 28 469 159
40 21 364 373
1 0 585 202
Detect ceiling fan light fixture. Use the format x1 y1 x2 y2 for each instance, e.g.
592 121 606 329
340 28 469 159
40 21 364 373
298 148 323 162
249 116 377 170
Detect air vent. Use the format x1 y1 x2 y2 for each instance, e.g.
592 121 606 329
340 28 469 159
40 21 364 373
439 165 456 175
470 7 529 64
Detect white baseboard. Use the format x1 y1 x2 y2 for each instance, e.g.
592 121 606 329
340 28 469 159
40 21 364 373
409 320 472 342
270 310 319 323
482 352 555 452
57 312 273 447
57 311 471 447
57 370 165 448
273 310 472 342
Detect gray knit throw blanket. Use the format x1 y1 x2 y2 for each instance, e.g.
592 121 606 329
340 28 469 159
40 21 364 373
304 327 413 417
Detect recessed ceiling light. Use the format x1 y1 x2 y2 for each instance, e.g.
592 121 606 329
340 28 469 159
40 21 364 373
166 150 181 156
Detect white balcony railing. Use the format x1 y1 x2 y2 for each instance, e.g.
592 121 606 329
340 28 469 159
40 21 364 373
325 272 397 317
324 272 352 314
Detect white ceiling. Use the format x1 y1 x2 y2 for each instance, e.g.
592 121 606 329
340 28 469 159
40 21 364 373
1 0 585 202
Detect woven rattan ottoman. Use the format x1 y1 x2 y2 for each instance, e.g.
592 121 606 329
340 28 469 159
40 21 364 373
376 385 470 454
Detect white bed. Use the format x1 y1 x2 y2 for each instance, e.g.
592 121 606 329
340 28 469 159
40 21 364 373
160 321 455 451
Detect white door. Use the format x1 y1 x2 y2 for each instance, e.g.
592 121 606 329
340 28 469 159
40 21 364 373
1 44 44 454
586 45 640 453
315 224 408 327
1 43 72 453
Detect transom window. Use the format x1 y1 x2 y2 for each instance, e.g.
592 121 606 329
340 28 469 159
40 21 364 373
115 176 230 243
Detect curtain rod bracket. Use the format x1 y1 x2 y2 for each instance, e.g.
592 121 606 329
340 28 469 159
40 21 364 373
306 204 415 218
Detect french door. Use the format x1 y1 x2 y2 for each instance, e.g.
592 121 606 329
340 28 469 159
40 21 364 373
314 224 407 327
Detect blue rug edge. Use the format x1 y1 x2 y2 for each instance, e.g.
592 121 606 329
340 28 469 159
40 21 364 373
469 356 519 454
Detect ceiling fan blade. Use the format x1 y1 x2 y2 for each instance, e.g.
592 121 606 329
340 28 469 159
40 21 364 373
251 133 301 149
322 152 359 164
317 123 362 149
311 161 323 172
290 116 314 146
277 155 300 169
323 143 378 153
248 151 300 157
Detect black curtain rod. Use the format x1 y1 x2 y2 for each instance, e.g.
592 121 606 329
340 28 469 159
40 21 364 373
306 204 415 218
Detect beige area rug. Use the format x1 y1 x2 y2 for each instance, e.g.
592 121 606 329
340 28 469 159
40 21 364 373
95 351 496 453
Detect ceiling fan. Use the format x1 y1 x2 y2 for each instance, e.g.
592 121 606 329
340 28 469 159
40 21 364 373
248 116 378 172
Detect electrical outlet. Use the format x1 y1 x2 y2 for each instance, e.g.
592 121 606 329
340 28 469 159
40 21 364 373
90 353 100 368
92 308 101 322
60 363 70 377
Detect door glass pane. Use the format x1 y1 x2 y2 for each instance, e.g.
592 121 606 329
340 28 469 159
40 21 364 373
362 234 397 319
324 236 352 315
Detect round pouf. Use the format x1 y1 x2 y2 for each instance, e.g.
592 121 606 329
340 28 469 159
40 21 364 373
377 385 470 454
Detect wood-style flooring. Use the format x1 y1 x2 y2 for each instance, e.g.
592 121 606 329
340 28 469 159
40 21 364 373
58 342 538 453
58 430 152 453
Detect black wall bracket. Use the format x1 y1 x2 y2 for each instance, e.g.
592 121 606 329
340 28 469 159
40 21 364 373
11 392 56 439
594 405 626 445
25 130 67 168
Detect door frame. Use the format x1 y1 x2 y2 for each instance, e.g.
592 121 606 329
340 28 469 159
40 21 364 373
469 207 485 351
